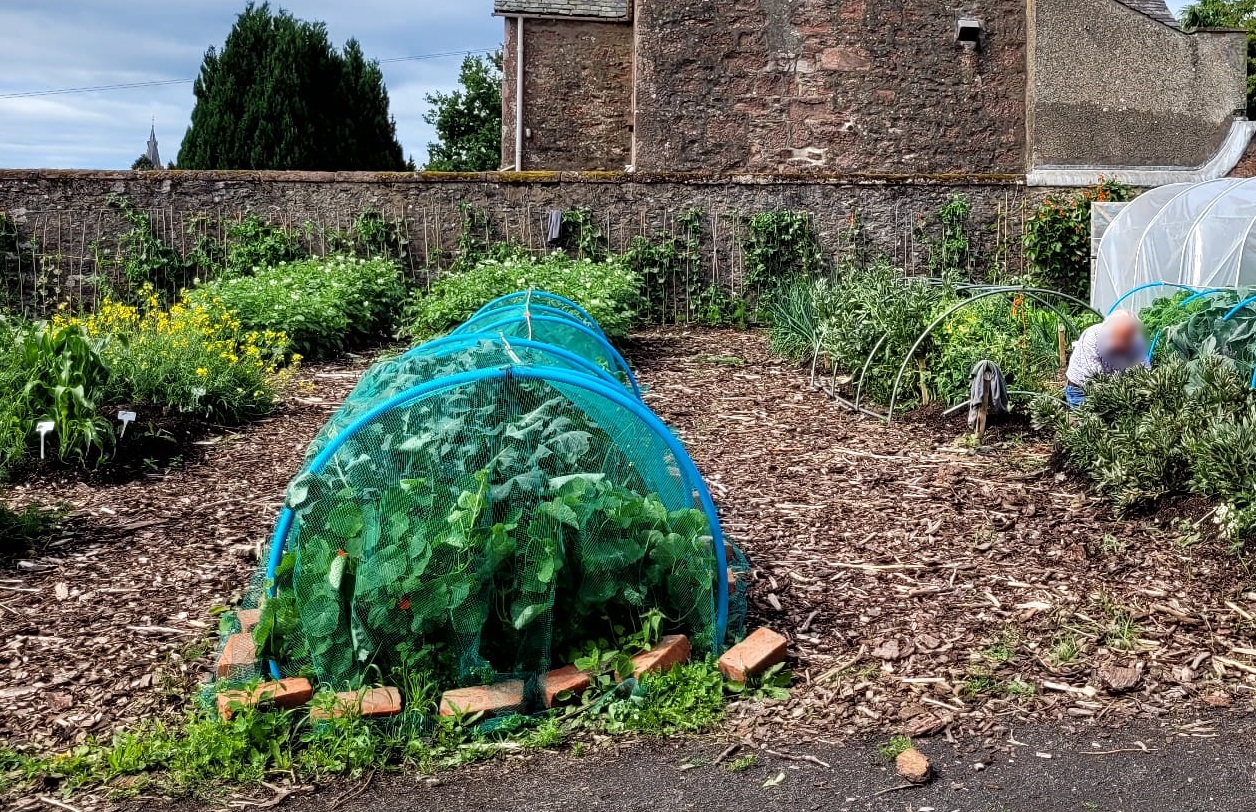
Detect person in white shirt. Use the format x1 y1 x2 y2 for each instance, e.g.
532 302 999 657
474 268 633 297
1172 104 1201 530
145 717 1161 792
1064 310 1149 407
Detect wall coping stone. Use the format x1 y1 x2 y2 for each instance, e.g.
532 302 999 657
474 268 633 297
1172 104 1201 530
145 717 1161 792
0 169 1026 188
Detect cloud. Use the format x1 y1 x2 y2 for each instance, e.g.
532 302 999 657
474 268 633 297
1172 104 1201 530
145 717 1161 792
0 0 501 169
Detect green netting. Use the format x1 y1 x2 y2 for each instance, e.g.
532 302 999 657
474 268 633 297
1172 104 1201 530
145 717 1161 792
216 291 748 722
452 312 637 393
301 337 635 469
465 303 607 339
472 292 605 335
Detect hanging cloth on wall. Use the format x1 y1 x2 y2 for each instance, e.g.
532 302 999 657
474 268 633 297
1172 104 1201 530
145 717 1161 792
546 210 564 245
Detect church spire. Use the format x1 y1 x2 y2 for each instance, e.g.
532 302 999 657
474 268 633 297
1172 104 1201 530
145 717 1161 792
146 119 162 169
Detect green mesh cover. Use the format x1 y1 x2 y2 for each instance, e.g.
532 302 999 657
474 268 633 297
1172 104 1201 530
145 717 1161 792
473 293 604 334
452 312 634 386
217 291 749 722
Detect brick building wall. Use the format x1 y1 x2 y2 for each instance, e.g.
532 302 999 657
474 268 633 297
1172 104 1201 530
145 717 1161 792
502 17 634 171
632 0 1027 174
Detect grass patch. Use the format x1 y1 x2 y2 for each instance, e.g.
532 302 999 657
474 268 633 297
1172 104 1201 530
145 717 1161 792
0 502 63 563
876 735 913 760
726 753 757 773
1 658 742 802
1051 632 1082 665
982 630 1019 664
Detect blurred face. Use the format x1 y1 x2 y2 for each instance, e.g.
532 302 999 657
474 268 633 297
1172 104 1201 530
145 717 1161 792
1108 318 1138 355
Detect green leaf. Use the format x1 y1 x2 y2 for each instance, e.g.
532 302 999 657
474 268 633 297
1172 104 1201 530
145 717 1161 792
512 602 548 630
327 503 364 540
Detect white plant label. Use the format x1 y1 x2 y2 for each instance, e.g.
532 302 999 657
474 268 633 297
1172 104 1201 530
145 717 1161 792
118 410 137 437
36 421 55 460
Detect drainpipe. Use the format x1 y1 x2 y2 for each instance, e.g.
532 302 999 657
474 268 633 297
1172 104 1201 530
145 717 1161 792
515 16 525 171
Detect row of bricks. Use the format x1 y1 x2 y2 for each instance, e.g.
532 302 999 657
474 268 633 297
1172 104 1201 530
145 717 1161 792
215 626 787 718
217 633 695 719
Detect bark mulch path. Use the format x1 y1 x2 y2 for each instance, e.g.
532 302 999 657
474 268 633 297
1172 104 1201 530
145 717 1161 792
632 328 1255 745
2 329 1253 753
0 358 372 749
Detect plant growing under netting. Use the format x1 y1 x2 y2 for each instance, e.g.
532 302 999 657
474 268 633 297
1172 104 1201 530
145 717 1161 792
223 293 749 719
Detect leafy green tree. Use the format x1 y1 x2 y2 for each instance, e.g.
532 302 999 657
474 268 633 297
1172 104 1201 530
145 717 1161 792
423 52 503 171
131 155 156 170
1182 0 1256 117
178 2 406 171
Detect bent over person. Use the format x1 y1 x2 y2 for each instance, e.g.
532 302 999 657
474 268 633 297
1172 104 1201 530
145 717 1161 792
1064 310 1149 408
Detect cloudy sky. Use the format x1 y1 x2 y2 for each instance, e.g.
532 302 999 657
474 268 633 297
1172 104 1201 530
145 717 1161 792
0 1 501 169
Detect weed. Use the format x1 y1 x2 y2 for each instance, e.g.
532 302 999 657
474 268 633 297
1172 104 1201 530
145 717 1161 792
876 735 913 760
983 630 1019 664
1051 632 1082 665
727 753 757 772
1099 534 1125 556
962 671 998 698
1004 679 1036 697
1102 608 1142 652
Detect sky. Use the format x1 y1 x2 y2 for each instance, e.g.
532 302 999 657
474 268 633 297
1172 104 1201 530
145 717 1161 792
0 1 501 169
0 0 1196 170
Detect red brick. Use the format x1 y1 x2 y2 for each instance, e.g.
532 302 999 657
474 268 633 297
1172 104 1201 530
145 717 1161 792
543 665 591 707
718 627 789 683
236 609 261 635
439 680 526 717
215 633 257 678
216 678 313 720
310 686 403 721
621 635 691 680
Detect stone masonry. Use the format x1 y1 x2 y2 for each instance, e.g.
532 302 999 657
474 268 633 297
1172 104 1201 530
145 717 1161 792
495 0 1249 178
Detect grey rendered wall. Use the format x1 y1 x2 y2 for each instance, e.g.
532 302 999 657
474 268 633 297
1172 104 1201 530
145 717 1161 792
1029 0 1247 169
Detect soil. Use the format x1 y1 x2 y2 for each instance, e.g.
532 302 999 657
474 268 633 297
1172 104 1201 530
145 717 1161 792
2 329 1254 763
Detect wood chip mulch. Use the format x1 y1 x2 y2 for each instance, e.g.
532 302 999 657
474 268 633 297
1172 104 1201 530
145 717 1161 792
632 328 1255 744
0 358 372 749
2 329 1253 753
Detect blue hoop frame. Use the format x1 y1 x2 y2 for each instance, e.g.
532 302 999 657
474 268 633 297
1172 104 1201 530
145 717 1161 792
397 333 631 395
474 291 604 334
452 314 642 398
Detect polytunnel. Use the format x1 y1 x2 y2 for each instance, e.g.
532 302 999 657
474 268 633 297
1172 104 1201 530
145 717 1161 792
1094 179 1256 315
217 291 749 721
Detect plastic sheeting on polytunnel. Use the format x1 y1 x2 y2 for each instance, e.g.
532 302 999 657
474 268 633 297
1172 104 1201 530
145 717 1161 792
214 292 749 724
1093 179 1256 315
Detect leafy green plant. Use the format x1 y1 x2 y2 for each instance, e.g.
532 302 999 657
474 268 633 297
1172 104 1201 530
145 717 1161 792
622 208 716 324
0 501 62 563
222 216 306 278
12 323 114 465
1035 352 1256 545
103 195 194 300
407 252 639 339
926 193 973 276
257 361 720 690
1023 179 1133 300
741 209 824 316
190 256 403 360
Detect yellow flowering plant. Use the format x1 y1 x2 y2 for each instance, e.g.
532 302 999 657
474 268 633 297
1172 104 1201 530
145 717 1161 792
53 289 295 424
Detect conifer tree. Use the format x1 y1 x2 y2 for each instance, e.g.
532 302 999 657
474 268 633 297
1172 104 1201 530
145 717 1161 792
178 3 406 171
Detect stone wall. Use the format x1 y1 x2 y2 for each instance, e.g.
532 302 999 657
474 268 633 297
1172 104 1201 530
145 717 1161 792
502 18 634 171
631 0 1028 174
1029 0 1247 168
0 170 1028 298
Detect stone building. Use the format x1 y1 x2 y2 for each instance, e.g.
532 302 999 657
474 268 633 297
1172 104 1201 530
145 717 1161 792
493 0 1253 184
